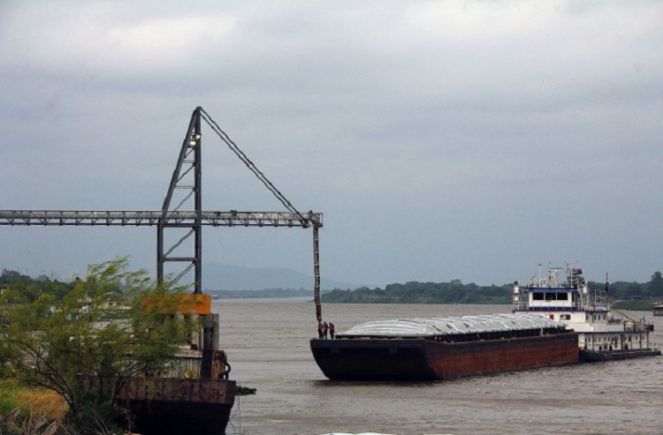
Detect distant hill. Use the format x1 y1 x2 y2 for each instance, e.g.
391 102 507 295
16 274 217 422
202 263 359 291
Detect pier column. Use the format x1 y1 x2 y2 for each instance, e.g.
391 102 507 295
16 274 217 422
200 314 219 380
313 224 321 322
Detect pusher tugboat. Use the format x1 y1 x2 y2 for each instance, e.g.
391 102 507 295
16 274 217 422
513 265 660 361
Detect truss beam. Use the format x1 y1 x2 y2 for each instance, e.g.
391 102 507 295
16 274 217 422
0 210 322 228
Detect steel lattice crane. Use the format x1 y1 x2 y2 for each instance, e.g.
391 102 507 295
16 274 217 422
157 107 322 311
0 107 325 376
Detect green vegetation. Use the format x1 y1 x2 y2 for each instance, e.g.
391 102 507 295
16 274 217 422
586 271 663 301
0 380 68 429
0 269 73 303
322 280 511 304
0 381 22 417
323 271 663 306
0 259 188 434
612 300 653 311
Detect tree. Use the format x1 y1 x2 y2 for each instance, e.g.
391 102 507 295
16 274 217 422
649 271 663 298
0 259 188 433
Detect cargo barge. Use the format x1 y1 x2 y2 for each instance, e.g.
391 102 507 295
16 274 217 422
311 313 579 380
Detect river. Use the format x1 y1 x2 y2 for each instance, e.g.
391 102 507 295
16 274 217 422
215 300 663 435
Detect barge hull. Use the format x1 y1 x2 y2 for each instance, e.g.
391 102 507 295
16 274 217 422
426 332 578 378
311 332 579 380
120 378 236 435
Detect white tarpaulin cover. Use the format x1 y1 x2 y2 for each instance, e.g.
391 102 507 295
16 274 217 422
337 313 556 338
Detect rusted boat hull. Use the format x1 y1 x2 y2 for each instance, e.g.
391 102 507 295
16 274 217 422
120 378 236 435
311 332 579 380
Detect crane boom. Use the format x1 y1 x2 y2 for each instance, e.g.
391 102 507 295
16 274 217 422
0 210 322 227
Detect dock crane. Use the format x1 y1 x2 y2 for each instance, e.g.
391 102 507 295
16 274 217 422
0 106 325 378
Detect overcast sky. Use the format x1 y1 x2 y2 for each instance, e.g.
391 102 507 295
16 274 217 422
0 0 662 287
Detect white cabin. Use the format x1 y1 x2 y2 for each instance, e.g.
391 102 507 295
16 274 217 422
513 265 652 352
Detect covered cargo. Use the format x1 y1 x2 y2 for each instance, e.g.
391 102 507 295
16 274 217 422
338 313 556 338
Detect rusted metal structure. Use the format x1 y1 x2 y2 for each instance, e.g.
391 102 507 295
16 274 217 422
120 377 236 435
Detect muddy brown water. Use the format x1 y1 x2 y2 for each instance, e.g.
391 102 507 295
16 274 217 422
216 300 663 435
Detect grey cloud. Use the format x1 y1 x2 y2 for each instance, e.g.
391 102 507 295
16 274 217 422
1 1 662 286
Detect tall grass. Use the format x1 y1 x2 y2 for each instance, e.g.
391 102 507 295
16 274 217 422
0 379 67 421
0 380 22 416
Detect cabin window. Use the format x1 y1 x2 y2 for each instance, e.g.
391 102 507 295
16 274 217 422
560 314 571 320
548 314 554 320
533 292 544 300
545 293 556 301
556 293 568 301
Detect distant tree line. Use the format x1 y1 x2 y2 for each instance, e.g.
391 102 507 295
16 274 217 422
322 280 511 304
322 271 663 304
0 269 74 302
588 271 663 309
3 267 663 304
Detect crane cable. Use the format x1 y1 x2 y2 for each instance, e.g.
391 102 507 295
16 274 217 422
199 108 323 323
199 109 308 225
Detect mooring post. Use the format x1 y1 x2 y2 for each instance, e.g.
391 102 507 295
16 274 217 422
200 314 218 380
